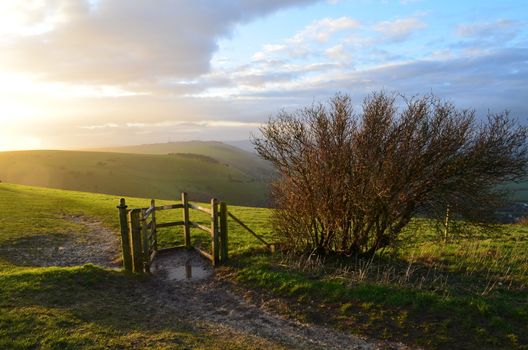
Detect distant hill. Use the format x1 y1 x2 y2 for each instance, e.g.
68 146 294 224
224 140 257 153
90 141 273 180
0 149 270 206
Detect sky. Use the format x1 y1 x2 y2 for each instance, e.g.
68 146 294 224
0 0 527 151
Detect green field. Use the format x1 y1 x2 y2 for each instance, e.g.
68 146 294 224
0 144 271 207
0 183 527 349
89 141 273 181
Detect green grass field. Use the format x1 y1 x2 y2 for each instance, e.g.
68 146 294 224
89 140 273 181
0 183 527 349
0 147 270 207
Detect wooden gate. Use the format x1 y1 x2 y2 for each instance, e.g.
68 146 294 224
117 192 228 273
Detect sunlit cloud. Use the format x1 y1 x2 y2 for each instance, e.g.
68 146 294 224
82 120 262 130
80 123 119 130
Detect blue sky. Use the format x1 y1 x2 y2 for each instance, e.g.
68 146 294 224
208 0 527 113
0 0 526 149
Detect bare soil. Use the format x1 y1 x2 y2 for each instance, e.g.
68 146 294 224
0 214 120 268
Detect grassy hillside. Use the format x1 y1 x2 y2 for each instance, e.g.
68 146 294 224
0 149 270 206
94 141 528 203
1 183 527 349
90 140 274 181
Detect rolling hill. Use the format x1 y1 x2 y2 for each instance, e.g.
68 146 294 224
89 140 274 181
0 147 271 206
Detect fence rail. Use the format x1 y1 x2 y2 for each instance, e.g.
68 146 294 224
188 203 212 215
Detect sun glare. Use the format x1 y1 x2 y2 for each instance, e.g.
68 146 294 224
0 0 62 37
0 134 42 152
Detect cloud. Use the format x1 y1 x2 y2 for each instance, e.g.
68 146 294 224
123 120 262 129
454 19 520 50
325 43 352 62
80 123 119 130
2 1 526 150
0 0 318 87
203 14 432 97
374 17 426 42
456 19 518 38
238 47 528 118
251 16 359 62
290 16 360 44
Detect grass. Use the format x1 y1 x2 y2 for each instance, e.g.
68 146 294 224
227 222 528 349
0 146 270 207
1 182 527 349
0 183 280 349
90 140 273 181
0 265 288 349
0 183 275 268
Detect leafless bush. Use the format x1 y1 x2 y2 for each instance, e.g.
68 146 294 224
253 92 527 256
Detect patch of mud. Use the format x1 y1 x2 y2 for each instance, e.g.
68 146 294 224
151 249 212 281
0 214 120 268
148 249 416 350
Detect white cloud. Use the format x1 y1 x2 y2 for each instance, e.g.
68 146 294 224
291 16 360 44
325 43 352 62
251 17 360 62
374 17 426 42
0 0 319 87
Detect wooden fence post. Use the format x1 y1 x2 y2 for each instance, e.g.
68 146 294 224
219 201 228 263
117 198 133 272
140 208 150 273
211 198 219 266
443 205 450 242
182 192 191 248
129 209 143 273
150 199 157 251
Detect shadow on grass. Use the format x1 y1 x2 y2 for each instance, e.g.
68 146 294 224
0 265 199 349
0 234 70 267
0 233 118 268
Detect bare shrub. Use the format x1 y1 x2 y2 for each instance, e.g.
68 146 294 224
253 92 528 256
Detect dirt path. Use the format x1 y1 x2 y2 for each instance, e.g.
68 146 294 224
4 215 414 349
148 250 414 350
0 214 120 268
167 280 411 349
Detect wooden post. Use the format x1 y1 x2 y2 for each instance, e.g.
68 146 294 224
219 201 228 263
182 192 191 248
141 208 150 273
444 205 450 242
150 199 157 251
117 198 133 272
129 209 143 273
211 198 219 266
